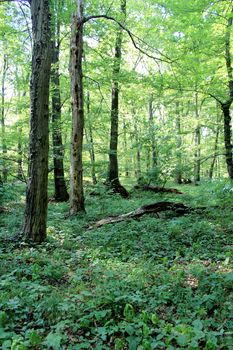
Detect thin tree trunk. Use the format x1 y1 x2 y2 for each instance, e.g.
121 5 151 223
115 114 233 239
222 9 233 179
85 91 97 185
221 102 233 178
69 0 85 213
209 110 221 179
194 93 201 184
17 127 24 180
22 0 52 243
133 113 141 182
51 21 69 201
146 148 150 173
175 102 182 184
209 130 220 179
148 96 157 168
1 54 8 182
108 0 129 198
123 121 129 177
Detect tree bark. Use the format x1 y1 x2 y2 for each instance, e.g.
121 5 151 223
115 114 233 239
17 127 24 180
69 0 85 214
51 17 69 202
1 54 8 182
107 0 129 197
221 102 233 178
22 0 52 243
88 201 190 230
222 9 233 179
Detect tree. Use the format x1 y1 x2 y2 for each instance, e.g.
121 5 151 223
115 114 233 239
175 101 182 184
220 8 233 179
51 0 69 202
85 91 97 185
69 0 85 214
1 53 8 182
107 0 129 198
22 0 52 243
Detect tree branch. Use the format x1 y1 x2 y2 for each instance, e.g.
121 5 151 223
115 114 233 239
83 14 174 63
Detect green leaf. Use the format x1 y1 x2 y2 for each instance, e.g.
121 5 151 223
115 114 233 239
192 319 203 330
125 324 135 335
0 328 12 340
2 340 11 350
176 334 189 346
44 332 62 350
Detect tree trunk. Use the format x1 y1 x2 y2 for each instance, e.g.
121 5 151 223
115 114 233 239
17 127 24 180
222 9 233 179
148 96 157 168
22 0 52 243
146 149 150 173
69 0 85 214
175 102 182 184
1 54 8 182
85 91 97 185
51 23 69 201
194 93 201 184
108 0 128 197
123 121 129 177
134 114 141 182
209 111 220 179
221 103 233 178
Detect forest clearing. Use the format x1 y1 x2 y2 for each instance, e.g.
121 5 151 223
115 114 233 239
1 0 233 349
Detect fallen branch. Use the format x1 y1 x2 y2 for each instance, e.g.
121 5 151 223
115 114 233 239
135 185 183 194
87 201 190 229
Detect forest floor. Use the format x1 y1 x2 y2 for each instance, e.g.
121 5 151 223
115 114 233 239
0 180 233 350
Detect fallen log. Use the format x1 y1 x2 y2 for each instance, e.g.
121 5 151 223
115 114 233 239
134 185 183 194
87 201 190 229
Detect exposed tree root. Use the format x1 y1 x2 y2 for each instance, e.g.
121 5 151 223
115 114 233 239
111 183 130 198
134 185 183 194
104 180 130 198
87 201 190 229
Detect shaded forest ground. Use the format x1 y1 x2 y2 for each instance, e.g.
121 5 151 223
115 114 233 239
0 180 233 349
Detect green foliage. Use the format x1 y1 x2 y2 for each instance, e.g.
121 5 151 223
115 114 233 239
0 182 233 349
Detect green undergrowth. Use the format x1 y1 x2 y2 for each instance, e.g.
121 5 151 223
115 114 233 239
0 180 233 349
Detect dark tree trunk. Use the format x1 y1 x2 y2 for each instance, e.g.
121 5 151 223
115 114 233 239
222 9 233 179
17 127 24 180
1 54 8 182
221 103 233 178
108 0 129 198
175 102 182 184
69 0 85 214
22 0 52 243
51 25 69 201
85 91 97 185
